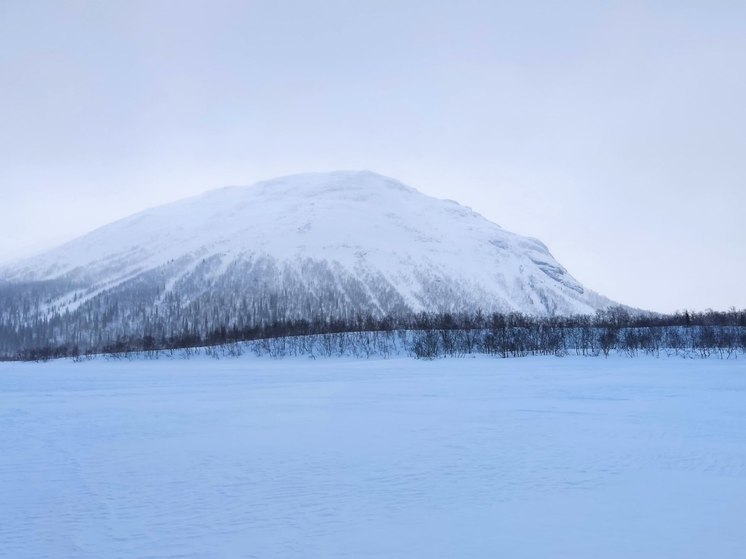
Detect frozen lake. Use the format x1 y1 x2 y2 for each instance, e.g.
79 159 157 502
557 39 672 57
1 355 745 558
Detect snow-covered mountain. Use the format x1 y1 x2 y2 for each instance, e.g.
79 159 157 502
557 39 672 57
1 171 615 352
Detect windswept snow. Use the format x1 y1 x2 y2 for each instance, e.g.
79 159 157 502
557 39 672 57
1 355 745 558
2 171 614 316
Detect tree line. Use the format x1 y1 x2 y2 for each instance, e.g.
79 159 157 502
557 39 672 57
5 306 745 362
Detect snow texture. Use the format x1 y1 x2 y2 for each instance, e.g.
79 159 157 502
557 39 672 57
2 171 614 316
1 355 745 558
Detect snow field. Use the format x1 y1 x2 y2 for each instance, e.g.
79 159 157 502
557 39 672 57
1 355 745 558
4 171 610 317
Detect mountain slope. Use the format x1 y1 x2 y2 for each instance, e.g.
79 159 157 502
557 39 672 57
1 171 615 352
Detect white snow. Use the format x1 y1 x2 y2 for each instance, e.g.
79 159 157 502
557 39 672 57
1 355 745 558
2 171 613 315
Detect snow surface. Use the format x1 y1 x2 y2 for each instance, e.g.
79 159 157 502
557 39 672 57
1 355 745 558
2 171 613 315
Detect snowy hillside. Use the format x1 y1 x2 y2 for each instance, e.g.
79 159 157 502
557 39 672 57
0 171 615 352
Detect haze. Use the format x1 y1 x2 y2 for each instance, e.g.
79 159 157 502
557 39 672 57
1 0 744 313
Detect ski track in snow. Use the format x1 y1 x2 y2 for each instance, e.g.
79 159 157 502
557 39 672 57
1 355 745 558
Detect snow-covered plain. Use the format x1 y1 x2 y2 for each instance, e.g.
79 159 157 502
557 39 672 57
1 355 745 558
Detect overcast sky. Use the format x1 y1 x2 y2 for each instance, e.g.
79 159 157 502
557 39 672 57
1 0 744 313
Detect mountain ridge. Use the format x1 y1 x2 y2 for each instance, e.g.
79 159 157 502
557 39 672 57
0 171 617 354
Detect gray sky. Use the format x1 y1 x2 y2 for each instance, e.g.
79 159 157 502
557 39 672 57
1 0 744 313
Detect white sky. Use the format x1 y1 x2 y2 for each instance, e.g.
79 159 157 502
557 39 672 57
1 0 744 313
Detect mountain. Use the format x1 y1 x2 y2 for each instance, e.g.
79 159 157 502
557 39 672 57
0 171 615 354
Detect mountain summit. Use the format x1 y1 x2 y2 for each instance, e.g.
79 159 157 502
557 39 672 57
1 171 614 350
